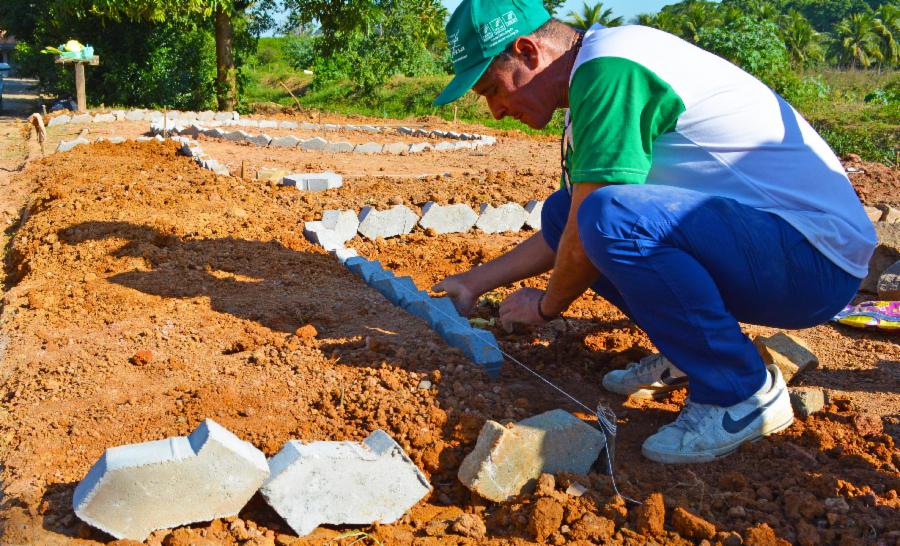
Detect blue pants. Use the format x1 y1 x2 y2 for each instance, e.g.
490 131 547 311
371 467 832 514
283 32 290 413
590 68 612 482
541 186 860 406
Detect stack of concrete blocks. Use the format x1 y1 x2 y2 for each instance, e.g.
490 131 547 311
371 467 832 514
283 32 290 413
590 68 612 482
344 256 504 377
260 430 431 536
303 209 359 253
72 419 269 541
283 172 343 192
357 206 419 240
458 409 607 501
476 203 528 234
419 202 479 234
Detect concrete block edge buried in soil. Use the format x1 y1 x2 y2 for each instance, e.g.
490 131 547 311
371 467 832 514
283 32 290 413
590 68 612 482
72 418 269 541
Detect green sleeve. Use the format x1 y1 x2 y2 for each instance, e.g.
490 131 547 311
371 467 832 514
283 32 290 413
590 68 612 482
568 56 685 184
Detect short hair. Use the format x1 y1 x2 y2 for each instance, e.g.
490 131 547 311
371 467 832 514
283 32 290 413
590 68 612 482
493 19 572 66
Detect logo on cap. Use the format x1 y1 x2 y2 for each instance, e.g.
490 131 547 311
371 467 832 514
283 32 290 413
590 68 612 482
480 11 519 47
448 30 467 63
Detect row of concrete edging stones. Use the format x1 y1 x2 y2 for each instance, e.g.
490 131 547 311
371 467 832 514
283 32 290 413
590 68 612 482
45 107 498 155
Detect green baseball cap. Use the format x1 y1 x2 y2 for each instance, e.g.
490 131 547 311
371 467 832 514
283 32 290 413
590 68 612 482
433 0 551 106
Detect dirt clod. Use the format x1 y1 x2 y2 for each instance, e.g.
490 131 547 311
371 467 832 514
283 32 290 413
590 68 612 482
528 497 564 542
451 513 487 539
671 506 716 540
632 492 665 535
130 350 153 366
852 412 884 437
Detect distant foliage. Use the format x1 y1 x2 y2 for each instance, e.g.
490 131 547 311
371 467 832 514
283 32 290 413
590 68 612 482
637 0 899 70
567 2 624 30
283 0 448 97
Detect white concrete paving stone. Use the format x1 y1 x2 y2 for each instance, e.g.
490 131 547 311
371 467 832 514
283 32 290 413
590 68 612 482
108 137 126 144
454 141 474 150
259 120 278 129
357 205 419 240
321 209 360 243
419 202 478 234
283 172 342 191
271 135 301 148
331 247 360 264
524 200 543 230
300 137 328 151
279 121 299 129
260 429 431 537
398 126 414 135
180 125 205 139
197 111 215 121
207 128 227 139
144 111 163 121
413 128 430 137
325 141 354 153
70 113 92 123
360 125 380 133
303 222 343 251
223 130 247 142
322 123 340 131
382 142 409 155
125 110 146 121
433 141 456 152
300 122 320 130
408 143 433 153
72 419 269 541
47 115 71 127
57 138 89 152
475 203 528 234
246 133 273 147
135 136 152 142
354 142 383 154
214 111 237 121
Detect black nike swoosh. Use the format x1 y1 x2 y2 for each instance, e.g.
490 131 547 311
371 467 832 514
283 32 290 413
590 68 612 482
722 395 780 434
660 368 689 386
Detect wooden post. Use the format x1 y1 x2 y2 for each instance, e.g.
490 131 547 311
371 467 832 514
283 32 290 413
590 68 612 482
56 56 99 114
74 62 86 113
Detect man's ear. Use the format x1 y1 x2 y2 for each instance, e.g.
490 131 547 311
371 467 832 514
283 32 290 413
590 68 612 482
511 36 541 69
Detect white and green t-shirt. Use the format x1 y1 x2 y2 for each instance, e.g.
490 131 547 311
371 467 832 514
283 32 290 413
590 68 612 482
566 24 876 278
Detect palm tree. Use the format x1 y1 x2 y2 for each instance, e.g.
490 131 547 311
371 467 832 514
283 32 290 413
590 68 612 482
874 4 899 68
567 2 624 30
831 12 884 69
680 1 720 44
781 10 823 66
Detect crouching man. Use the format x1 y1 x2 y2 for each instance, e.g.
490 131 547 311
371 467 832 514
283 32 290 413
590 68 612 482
431 0 876 463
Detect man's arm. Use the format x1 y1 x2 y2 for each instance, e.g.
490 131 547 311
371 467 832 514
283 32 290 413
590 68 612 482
498 182 606 328
433 231 556 316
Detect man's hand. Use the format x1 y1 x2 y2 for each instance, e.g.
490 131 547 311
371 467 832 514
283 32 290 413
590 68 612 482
433 274 478 316
499 287 547 332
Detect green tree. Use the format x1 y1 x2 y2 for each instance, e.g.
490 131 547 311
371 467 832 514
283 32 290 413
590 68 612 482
567 2 624 30
831 12 885 67
781 10 824 65
783 0 875 32
284 0 448 96
874 3 899 66
698 16 794 91
544 0 566 15
45 0 276 110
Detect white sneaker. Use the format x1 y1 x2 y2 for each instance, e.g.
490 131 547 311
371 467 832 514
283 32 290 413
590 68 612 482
642 365 794 464
601 353 688 399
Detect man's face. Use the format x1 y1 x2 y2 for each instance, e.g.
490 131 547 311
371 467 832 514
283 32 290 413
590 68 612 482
472 52 557 130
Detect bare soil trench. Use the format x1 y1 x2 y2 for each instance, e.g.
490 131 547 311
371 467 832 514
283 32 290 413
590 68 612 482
0 115 898 546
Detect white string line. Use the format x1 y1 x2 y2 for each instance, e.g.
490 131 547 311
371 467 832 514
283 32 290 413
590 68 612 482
372 274 640 504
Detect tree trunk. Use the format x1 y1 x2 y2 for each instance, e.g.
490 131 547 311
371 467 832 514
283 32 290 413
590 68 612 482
215 4 238 111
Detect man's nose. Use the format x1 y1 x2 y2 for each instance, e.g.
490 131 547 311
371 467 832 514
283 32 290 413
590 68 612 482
487 99 506 120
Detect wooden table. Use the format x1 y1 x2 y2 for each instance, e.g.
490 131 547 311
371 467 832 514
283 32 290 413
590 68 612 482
55 55 99 113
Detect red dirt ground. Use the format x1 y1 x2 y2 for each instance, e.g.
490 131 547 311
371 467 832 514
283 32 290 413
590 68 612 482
0 115 898 546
